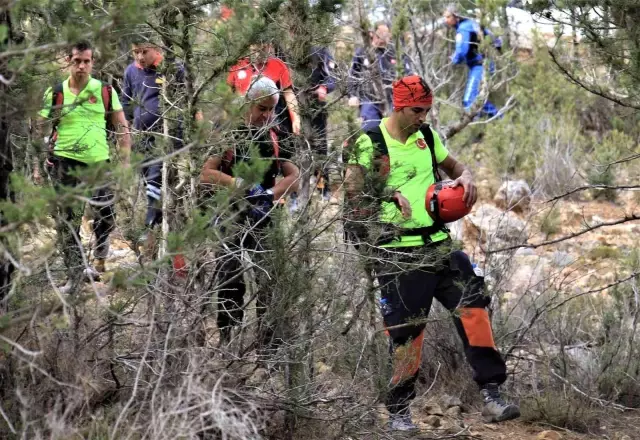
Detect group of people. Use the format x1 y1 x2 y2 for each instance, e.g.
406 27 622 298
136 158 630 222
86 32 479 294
34 4 517 433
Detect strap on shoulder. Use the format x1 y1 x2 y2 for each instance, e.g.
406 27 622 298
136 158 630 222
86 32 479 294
364 125 390 176
101 83 113 117
364 125 388 156
49 83 64 118
49 82 65 132
419 123 441 182
269 128 281 171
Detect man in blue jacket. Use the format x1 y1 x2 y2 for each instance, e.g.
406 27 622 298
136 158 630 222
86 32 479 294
308 46 336 201
121 39 200 256
348 22 412 131
444 4 498 118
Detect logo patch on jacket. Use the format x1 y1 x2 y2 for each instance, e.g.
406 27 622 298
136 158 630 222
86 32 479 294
88 95 97 104
416 138 427 150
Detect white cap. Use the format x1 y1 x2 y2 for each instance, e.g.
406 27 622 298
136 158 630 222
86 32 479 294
444 3 460 17
246 76 280 103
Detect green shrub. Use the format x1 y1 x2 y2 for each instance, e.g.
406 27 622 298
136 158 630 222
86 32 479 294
588 245 622 260
587 130 635 201
520 389 603 433
540 206 561 237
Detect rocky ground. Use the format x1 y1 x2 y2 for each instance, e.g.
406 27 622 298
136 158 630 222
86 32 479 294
17 181 640 439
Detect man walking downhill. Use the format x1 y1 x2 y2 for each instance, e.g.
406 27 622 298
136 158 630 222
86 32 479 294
36 41 131 293
121 37 200 257
306 46 337 202
227 40 301 136
345 75 519 431
444 3 499 117
200 77 299 346
348 22 412 131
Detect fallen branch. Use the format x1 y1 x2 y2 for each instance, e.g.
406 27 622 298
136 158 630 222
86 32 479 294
487 213 640 253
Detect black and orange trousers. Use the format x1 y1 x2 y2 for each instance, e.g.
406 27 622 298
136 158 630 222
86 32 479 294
373 243 507 415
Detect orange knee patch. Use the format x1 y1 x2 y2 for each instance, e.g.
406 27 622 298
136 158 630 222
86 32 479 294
391 330 425 385
458 308 496 349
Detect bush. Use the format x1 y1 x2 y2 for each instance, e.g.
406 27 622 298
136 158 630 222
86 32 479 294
519 389 603 433
586 130 636 202
539 206 562 237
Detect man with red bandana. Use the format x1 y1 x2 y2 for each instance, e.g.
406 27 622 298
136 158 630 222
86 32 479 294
227 41 301 136
344 75 520 431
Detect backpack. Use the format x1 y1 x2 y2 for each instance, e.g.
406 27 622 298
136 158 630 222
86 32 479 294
47 81 114 155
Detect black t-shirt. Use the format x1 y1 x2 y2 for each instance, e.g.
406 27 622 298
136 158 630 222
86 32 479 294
220 124 292 189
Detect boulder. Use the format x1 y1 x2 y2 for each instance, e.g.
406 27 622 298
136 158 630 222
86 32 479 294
441 394 463 409
422 402 444 416
445 406 462 418
550 251 573 267
494 180 532 213
465 204 528 245
424 415 442 428
500 254 551 295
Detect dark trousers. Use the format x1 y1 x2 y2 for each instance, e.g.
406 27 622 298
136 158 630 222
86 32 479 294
139 135 163 228
374 245 507 414
310 108 330 185
49 157 115 284
214 225 275 345
142 160 162 227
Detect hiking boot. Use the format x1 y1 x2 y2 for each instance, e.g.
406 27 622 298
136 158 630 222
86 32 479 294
389 410 419 432
321 187 331 202
288 193 299 213
94 258 106 273
139 230 157 261
58 279 79 295
480 383 521 423
57 266 101 294
83 266 101 282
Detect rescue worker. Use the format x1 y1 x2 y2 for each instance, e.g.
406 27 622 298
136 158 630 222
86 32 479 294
348 22 412 131
200 77 300 345
36 41 131 292
121 37 201 258
227 40 301 136
344 75 520 431
444 4 499 117
306 46 336 201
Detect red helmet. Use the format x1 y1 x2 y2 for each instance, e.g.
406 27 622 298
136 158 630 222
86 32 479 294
426 181 471 223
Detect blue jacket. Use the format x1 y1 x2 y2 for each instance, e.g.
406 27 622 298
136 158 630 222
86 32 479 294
309 46 336 93
451 18 484 67
121 62 185 131
348 44 412 104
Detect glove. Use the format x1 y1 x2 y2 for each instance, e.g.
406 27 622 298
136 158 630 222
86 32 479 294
249 199 273 221
245 184 273 204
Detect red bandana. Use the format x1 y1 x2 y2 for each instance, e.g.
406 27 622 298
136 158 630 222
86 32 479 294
392 75 433 110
